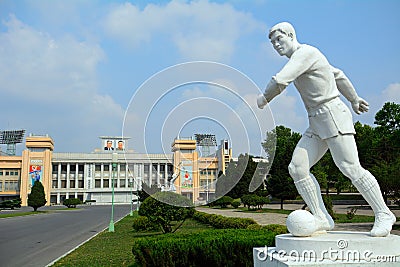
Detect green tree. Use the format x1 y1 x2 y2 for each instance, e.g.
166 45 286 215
138 191 194 234
135 182 160 202
263 126 301 209
215 154 247 199
374 102 400 133
354 102 400 202
28 181 46 211
241 194 270 210
215 154 268 199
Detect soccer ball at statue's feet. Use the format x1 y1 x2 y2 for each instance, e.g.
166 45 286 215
286 210 317 237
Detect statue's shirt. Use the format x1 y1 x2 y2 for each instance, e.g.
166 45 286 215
274 44 355 139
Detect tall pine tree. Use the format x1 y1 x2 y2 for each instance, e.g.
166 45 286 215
28 180 46 211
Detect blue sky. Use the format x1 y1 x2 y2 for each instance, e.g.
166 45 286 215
1 0 399 156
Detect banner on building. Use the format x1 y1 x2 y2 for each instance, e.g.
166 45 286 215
180 161 193 189
29 165 43 186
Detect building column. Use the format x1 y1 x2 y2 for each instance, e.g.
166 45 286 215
100 164 103 188
66 164 70 189
165 163 168 186
57 163 61 189
157 164 160 186
149 163 152 186
75 163 78 189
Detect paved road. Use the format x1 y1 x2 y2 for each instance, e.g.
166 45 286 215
0 205 131 267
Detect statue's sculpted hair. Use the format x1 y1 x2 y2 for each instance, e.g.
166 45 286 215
268 22 296 40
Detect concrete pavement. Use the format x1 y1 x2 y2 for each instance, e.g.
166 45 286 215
0 205 131 267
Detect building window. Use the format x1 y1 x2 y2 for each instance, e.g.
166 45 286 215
103 179 109 188
95 179 101 188
52 180 58 189
70 180 75 188
50 195 57 205
70 164 76 172
95 164 101 172
120 179 126 188
4 181 19 191
78 164 84 173
0 181 2 191
78 180 84 188
52 164 58 173
104 165 110 172
120 164 126 171
61 164 67 173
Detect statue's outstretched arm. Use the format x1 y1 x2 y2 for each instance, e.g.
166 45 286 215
332 66 369 114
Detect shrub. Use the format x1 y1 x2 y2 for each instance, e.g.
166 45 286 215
132 229 276 267
28 181 46 211
246 224 288 234
0 198 21 210
231 200 241 209
241 194 269 210
132 216 159 232
63 198 82 208
346 207 358 220
192 211 257 229
212 196 234 208
139 191 194 233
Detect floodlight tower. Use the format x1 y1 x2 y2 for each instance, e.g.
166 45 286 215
0 130 25 155
194 134 217 157
195 134 217 203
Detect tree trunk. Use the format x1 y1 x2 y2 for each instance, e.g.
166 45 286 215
280 198 284 210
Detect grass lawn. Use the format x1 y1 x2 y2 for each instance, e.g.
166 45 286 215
0 210 50 218
52 213 212 267
0 207 77 219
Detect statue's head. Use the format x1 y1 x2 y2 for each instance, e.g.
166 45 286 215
268 22 299 57
268 22 296 40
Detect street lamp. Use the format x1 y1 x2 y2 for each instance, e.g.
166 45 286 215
136 177 141 211
129 176 133 216
109 153 118 232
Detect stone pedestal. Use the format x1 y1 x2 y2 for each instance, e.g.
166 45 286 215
253 231 400 266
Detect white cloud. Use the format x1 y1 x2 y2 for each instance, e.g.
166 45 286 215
103 0 264 61
0 15 124 152
382 83 400 103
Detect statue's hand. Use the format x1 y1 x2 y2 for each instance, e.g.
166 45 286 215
257 94 268 109
351 98 369 114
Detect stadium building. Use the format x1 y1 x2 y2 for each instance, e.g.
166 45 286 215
0 133 232 206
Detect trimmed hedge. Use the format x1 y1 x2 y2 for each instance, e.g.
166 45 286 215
246 223 288 234
132 216 160 232
63 198 82 208
132 229 276 267
192 211 257 229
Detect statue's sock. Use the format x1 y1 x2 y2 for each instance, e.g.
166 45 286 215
294 176 334 230
352 170 395 236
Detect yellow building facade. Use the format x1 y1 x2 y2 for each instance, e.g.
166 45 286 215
0 134 232 206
